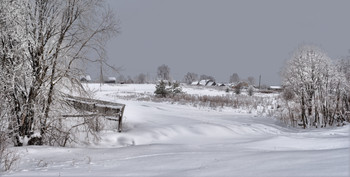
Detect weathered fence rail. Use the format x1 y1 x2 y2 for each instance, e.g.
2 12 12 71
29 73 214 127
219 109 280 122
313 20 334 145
63 95 125 132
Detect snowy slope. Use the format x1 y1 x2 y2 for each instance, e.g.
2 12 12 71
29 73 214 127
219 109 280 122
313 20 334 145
3 84 349 177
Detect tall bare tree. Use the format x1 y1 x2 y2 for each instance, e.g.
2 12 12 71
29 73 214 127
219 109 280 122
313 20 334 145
229 73 240 83
183 72 198 84
136 73 147 84
200 74 215 82
157 64 170 81
247 76 255 86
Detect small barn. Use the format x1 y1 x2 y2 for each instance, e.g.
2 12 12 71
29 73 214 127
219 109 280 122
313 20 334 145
216 83 226 87
191 81 199 86
268 86 283 91
105 77 117 84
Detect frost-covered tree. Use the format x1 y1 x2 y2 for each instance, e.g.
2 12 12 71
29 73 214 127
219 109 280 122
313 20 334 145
0 0 117 146
200 74 215 82
281 45 348 128
117 75 126 83
183 72 198 84
234 84 242 95
247 85 254 96
229 73 240 83
337 57 350 121
126 76 134 84
247 76 255 86
157 64 170 81
135 73 147 84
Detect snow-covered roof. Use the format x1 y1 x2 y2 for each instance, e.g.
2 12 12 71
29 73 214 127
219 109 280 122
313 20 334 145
269 86 282 89
85 75 91 81
108 77 116 81
191 81 199 85
207 81 215 86
157 80 170 83
217 83 225 86
80 75 91 81
199 80 208 86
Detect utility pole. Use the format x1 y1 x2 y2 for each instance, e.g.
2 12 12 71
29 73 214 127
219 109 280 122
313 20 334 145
258 75 261 90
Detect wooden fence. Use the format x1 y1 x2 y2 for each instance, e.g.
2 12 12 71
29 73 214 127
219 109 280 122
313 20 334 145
63 95 125 132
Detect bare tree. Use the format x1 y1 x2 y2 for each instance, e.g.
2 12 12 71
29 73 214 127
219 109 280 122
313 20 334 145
183 72 198 84
136 73 147 84
229 73 240 83
117 75 126 83
234 84 242 95
126 76 134 84
157 64 171 81
200 74 215 82
0 0 118 146
247 85 254 96
247 76 255 86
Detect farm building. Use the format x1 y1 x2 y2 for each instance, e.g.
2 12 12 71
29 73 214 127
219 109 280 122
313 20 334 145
191 81 199 85
268 86 283 91
105 77 117 83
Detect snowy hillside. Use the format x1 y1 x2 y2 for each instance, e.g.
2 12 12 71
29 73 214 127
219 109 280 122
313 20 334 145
3 84 349 177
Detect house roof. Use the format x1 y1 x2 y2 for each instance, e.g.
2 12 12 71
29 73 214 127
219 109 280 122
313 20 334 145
269 86 282 89
198 80 208 86
191 81 199 85
108 77 116 81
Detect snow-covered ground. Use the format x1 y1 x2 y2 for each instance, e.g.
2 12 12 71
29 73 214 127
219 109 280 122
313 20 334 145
3 84 350 176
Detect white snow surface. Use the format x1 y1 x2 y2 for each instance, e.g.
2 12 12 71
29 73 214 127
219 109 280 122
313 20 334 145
3 84 350 177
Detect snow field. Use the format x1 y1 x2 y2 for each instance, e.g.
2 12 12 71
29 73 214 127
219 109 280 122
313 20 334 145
3 84 349 177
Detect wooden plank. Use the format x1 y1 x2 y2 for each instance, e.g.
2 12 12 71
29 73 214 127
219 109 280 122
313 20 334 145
61 114 100 118
62 114 119 121
65 97 125 116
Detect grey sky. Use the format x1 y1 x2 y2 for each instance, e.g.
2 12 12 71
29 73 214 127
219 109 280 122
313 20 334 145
98 0 350 85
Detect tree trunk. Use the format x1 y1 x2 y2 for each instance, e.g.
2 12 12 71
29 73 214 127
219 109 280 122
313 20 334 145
301 94 306 129
314 104 319 128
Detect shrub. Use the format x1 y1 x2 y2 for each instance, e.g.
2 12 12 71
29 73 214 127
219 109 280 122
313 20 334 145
154 81 183 98
154 80 169 98
247 86 254 96
0 132 20 172
234 85 241 95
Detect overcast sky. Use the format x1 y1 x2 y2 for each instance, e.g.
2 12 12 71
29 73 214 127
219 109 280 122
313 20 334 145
96 0 350 85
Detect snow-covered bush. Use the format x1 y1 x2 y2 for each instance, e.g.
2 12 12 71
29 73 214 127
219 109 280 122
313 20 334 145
0 130 20 172
247 86 254 96
154 81 183 98
169 82 183 96
154 80 169 97
234 84 241 95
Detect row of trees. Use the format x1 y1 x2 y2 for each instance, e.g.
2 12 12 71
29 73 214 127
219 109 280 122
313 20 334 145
117 73 149 84
183 72 255 85
0 0 117 147
114 64 256 86
281 45 350 128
